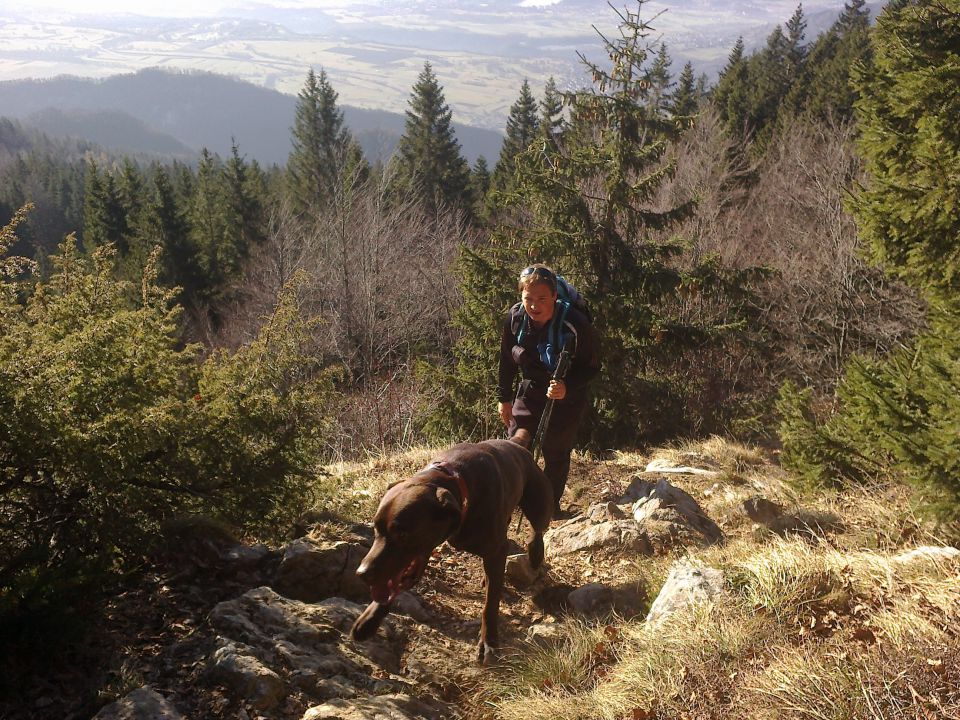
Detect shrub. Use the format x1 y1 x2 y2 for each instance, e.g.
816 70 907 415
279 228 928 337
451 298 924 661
0 210 336 648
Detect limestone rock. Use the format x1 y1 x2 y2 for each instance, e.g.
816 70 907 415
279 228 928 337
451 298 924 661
392 591 432 623
272 539 370 602
525 621 563 644
92 687 184 720
891 545 960 568
302 693 451 720
207 640 286 710
585 501 628 522
646 560 726 627
209 587 409 702
545 518 652 557
627 477 723 547
505 553 540 587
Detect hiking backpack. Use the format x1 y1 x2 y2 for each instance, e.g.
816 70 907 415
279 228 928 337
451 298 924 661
512 275 591 370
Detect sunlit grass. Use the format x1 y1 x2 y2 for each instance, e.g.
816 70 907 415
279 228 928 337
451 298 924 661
473 434 960 720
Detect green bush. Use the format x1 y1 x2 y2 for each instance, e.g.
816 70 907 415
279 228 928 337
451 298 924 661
0 208 336 643
778 312 960 534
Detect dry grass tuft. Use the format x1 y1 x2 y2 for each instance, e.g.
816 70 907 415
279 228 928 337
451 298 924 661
650 435 767 475
310 445 440 523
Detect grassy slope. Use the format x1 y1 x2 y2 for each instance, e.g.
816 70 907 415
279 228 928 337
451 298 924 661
317 438 959 720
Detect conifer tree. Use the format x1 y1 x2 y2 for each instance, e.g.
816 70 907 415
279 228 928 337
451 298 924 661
647 43 674 117
430 1 756 443
150 166 202 301
799 0 873 123
491 79 540 193
539 76 565 145
779 1 960 533
287 68 355 216
713 37 750 136
187 148 227 302
785 4 808 71
748 25 791 133
836 0 870 34
392 62 472 214
853 2 960 296
82 161 130 254
115 159 155 279
468 155 491 218
223 141 266 256
670 61 700 119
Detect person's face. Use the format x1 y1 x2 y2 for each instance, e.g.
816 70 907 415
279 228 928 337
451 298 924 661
521 281 558 326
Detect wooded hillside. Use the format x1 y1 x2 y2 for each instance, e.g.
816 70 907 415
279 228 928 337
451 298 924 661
1 1 958 717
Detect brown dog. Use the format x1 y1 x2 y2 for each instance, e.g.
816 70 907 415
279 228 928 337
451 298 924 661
349 439 553 664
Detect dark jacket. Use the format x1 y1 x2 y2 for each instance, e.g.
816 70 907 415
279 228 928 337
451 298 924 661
497 301 600 404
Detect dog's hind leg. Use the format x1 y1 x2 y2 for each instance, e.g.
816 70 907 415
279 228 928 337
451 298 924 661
478 543 508 666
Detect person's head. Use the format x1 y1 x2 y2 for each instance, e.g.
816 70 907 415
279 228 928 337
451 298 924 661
518 264 558 326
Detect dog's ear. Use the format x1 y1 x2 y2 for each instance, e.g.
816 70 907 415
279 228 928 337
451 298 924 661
435 487 462 521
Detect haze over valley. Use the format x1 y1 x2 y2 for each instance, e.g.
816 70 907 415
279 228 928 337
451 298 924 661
1 1 872 134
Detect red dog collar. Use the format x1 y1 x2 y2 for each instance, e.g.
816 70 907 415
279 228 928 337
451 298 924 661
429 461 469 526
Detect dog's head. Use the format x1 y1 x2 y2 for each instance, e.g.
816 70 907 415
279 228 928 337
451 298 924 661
355 478 462 605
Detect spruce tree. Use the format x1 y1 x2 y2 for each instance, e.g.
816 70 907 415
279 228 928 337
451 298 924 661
747 25 791 134
287 68 355 216
187 148 227 302
779 1 960 533
392 62 472 214
647 43 674 117
82 161 130 254
468 155 491 218
539 76 565 145
223 141 266 257
429 1 757 443
800 0 873 123
836 0 870 35
115 160 155 279
713 37 750 136
150 166 202 301
785 3 808 71
670 61 700 119
491 79 540 193
854 2 960 295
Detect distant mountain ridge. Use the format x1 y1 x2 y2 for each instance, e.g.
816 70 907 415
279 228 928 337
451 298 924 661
0 69 504 167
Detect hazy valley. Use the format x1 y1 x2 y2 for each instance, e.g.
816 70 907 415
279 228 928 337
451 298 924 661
1 1 878 132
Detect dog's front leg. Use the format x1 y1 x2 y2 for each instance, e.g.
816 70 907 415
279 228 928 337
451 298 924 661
350 600 391 642
478 544 508 665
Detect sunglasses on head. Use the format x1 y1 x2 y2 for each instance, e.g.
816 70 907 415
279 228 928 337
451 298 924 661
519 266 556 283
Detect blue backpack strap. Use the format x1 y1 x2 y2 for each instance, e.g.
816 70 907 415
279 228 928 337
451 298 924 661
540 299 571 370
515 310 529 344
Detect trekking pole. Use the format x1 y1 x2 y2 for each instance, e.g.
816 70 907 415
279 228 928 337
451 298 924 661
531 339 573 464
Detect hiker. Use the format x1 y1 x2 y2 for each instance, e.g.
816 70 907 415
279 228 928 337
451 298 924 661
497 263 600 516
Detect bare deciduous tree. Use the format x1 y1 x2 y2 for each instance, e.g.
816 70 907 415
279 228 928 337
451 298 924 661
219 160 473 457
660 110 923 405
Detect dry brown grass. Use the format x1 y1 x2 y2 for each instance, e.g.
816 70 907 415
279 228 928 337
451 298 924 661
311 445 441 523
474 436 960 720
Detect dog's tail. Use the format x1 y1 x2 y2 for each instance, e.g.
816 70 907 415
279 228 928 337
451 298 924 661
519 456 553 569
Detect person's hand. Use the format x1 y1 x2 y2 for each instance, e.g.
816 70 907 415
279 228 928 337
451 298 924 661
547 380 567 400
498 401 513 427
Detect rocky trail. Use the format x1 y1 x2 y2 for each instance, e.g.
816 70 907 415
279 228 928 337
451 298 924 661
16 442 932 720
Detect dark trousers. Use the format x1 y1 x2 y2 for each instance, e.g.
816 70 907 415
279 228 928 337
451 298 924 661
508 388 587 509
